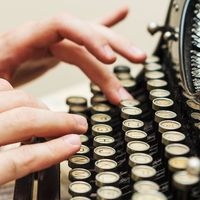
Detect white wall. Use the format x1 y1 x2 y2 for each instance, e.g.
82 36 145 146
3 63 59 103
0 0 170 97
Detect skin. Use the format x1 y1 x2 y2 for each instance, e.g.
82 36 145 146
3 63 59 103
0 5 146 184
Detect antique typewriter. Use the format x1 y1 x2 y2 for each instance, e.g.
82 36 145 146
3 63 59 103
13 0 200 200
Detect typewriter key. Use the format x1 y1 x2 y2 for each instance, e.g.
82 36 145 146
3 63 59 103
70 197 91 200
131 165 157 181
145 71 165 80
126 141 150 154
132 191 167 200
154 110 177 123
95 159 117 173
76 145 90 156
191 112 200 121
186 99 200 111
133 180 160 193
69 105 87 114
91 95 108 105
120 79 137 91
145 63 162 71
91 114 111 125
68 155 90 169
158 120 181 134
91 104 111 114
120 99 141 108
187 157 200 176
116 72 132 80
122 119 144 132
94 146 116 160
90 83 102 94
114 65 131 74
147 79 168 91
129 153 153 167
152 98 174 111
66 96 87 107
149 89 170 101
95 172 120 187
97 186 122 200
93 135 115 147
162 131 185 146
145 55 160 64
125 130 147 142
69 168 92 182
194 122 200 129
69 181 92 197
165 143 190 159
168 157 189 172
121 107 142 119
80 135 89 145
92 124 113 136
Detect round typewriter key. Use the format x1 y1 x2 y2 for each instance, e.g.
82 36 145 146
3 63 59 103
147 79 168 91
191 112 200 121
168 157 189 172
68 155 90 169
149 89 170 101
95 159 117 173
94 146 116 160
80 135 89 145
131 165 157 181
92 124 113 136
129 153 153 167
97 186 122 200
152 98 174 111
165 143 190 159
154 110 177 123
159 120 181 134
69 105 87 114
133 180 160 193
76 145 90 156
173 171 199 190
145 63 162 71
116 72 132 80
125 130 147 142
90 83 102 94
70 197 91 200
132 191 167 200
69 181 92 197
145 55 160 64
186 99 200 111
145 71 165 80
122 119 144 132
66 96 87 106
187 157 200 176
69 168 91 182
91 103 111 114
162 131 185 146
91 114 111 125
93 135 115 147
95 172 120 187
194 122 200 129
120 99 141 108
91 95 108 105
126 141 150 155
120 79 137 91
113 65 130 74
121 107 142 119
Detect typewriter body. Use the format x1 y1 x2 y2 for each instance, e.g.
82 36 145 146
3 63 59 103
14 0 200 200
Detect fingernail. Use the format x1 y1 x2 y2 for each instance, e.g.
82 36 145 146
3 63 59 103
118 87 133 100
130 46 146 56
103 45 115 58
73 115 88 128
62 134 81 146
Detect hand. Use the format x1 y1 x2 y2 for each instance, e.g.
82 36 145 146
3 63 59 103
0 79 87 184
0 5 146 105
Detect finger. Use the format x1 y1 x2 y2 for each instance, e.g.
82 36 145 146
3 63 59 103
0 78 13 91
0 90 48 112
97 5 129 27
51 40 132 105
93 25 146 63
0 134 80 184
0 107 87 145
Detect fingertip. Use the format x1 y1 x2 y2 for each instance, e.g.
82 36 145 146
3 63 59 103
100 45 116 64
62 134 81 149
71 114 88 132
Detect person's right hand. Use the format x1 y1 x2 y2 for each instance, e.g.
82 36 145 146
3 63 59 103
0 79 87 185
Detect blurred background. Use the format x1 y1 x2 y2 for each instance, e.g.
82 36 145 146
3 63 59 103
0 0 169 98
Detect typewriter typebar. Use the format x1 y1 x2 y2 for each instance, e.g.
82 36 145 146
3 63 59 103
13 0 200 200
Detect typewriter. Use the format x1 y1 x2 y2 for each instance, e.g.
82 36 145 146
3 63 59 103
13 0 200 200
